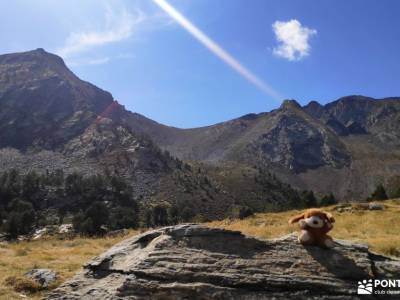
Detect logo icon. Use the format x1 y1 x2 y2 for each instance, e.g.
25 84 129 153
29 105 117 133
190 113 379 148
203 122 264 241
358 279 373 295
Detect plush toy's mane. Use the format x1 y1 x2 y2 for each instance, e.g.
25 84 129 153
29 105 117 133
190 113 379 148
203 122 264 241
288 208 334 224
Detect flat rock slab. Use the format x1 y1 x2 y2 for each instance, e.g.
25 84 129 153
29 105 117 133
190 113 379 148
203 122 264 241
47 224 400 299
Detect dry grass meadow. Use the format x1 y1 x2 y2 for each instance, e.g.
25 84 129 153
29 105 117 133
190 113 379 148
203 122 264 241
0 230 139 300
1 199 399 299
208 199 400 257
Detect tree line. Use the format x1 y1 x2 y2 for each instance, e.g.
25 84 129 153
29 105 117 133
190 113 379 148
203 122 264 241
0 169 196 238
0 168 397 238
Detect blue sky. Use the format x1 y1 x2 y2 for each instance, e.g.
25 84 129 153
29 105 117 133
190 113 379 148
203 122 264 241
1 0 400 128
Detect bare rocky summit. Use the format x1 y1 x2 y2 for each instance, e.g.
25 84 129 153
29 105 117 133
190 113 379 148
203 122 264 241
47 224 399 299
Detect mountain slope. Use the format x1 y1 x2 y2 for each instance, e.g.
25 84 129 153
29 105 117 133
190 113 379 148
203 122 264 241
0 49 298 219
125 96 400 201
0 48 114 150
124 100 351 172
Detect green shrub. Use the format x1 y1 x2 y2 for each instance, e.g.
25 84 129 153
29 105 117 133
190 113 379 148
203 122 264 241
369 185 388 201
72 202 109 235
300 190 317 208
3 199 35 238
109 207 138 230
230 205 254 220
319 193 337 206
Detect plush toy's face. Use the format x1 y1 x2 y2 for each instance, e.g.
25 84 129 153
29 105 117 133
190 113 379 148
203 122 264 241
305 215 325 228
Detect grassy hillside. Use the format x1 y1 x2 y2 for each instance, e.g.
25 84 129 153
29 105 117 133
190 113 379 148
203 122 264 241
208 199 400 257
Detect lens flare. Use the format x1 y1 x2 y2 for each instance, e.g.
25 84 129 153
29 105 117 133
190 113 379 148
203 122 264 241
95 101 120 124
153 0 282 101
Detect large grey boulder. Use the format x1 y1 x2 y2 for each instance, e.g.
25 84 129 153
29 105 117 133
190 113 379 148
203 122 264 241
47 224 399 299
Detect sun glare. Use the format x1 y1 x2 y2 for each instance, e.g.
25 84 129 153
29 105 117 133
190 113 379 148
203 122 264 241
152 0 282 101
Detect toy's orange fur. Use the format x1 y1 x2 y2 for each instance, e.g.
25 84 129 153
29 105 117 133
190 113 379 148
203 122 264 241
289 208 335 248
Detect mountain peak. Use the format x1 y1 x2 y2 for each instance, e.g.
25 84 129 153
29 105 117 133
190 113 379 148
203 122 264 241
30 48 59 59
304 100 324 117
0 49 114 150
329 95 374 107
280 99 301 110
306 100 322 108
0 48 59 62
33 47 46 53
0 48 72 86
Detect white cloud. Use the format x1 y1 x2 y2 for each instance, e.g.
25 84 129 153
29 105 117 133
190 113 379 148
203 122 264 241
67 54 135 67
88 56 111 65
116 53 135 59
67 56 110 67
57 6 145 59
272 19 317 61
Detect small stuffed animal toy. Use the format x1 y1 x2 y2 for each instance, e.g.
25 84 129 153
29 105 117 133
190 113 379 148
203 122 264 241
288 208 335 248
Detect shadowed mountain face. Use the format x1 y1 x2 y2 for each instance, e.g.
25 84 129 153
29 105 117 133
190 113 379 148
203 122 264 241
0 49 299 218
0 49 114 150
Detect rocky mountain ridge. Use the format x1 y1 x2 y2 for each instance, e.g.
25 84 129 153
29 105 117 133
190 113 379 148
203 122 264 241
128 96 400 200
2 48 400 204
